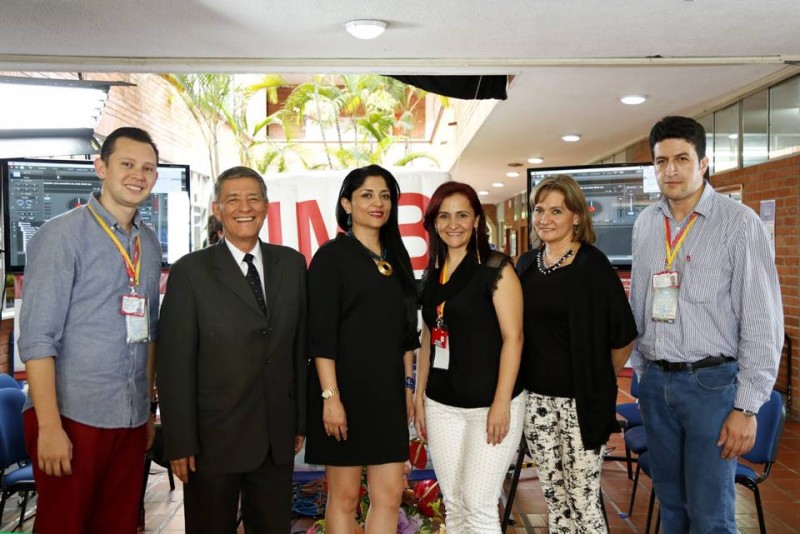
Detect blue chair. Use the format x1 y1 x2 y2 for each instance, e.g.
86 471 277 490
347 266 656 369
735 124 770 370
735 390 786 534
637 452 660 534
0 388 36 531
0 374 21 390
624 425 649 516
616 373 642 479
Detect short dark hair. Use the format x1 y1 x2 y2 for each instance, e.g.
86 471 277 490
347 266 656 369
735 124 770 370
100 127 159 163
649 116 706 160
214 166 267 201
423 181 490 271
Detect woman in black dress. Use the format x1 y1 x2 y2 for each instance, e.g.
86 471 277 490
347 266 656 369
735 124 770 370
305 165 418 533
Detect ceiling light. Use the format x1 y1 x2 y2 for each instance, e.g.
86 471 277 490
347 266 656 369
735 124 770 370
561 134 581 143
492 182 504 188
345 19 388 40
506 171 520 178
620 94 647 105
728 133 738 139
478 190 489 196
527 157 544 164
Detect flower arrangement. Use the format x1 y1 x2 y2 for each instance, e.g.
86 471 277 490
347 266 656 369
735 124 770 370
304 438 445 534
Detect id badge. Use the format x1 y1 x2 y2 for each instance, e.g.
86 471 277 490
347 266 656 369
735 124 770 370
651 271 679 323
121 293 146 317
431 326 450 370
125 297 150 343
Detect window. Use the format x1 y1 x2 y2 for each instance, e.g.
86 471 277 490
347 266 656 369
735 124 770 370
742 90 769 167
769 76 800 159
713 103 740 172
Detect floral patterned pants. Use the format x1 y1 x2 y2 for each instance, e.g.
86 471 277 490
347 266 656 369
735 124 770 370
523 392 607 534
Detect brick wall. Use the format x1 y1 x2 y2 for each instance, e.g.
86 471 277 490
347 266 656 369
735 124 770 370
630 138 800 420
0 319 11 374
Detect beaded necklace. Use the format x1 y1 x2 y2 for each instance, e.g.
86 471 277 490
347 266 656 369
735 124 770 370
537 247 574 275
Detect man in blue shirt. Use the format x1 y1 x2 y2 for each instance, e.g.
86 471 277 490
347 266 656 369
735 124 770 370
19 127 162 533
630 116 783 533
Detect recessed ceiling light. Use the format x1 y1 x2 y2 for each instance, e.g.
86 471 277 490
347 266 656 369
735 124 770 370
478 190 489 196
561 134 581 143
620 94 647 105
492 182 505 188
527 157 544 164
506 171 520 178
728 133 738 139
345 19 388 40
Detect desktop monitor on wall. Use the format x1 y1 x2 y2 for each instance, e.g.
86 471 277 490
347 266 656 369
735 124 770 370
2 158 191 273
526 163 659 268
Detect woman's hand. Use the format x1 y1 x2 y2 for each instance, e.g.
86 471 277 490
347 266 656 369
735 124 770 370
322 397 348 441
406 389 415 425
486 399 511 445
414 396 427 442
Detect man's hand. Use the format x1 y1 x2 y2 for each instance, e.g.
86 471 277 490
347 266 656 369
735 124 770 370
717 410 757 460
170 455 196 484
294 435 305 455
146 415 156 451
37 424 73 476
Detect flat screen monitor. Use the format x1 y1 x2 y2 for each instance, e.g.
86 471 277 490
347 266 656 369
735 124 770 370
527 163 659 268
2 158 191 272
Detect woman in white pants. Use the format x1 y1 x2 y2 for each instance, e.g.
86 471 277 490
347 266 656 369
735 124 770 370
414 181 525 534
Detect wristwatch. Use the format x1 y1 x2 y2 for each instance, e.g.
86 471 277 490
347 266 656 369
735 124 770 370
321 387 338 400
733 407 757 417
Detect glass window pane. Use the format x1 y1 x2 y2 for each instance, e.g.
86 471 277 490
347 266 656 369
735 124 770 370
769 75 800 159
713 104 739 172
697 114 714 175
742 90 769 167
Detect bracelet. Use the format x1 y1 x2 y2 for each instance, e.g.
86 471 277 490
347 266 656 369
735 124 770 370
733 407 757 417
404 376 416 390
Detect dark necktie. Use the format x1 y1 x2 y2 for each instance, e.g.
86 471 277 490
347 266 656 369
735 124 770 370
243 253 267 315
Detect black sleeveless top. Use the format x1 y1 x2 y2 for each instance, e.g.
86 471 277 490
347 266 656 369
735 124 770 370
421 252 524 408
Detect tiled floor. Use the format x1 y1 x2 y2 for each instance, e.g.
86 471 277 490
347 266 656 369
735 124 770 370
3 376 799 533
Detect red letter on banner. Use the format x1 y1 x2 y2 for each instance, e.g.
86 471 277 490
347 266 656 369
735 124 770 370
296 200 330 265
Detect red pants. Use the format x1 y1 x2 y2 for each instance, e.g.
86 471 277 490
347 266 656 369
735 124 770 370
23 409 147 534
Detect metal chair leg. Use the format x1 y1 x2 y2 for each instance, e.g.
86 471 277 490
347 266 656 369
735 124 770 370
628 463 641 516
753 485 766 534
501 438 526 533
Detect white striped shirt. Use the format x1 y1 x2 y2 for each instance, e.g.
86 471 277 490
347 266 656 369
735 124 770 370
630 182 783 412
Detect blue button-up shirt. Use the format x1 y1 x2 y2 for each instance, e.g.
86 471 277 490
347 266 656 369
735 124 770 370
18 192 161 428
630 183 783 413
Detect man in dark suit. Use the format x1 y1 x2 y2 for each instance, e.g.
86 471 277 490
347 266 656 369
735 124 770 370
157 166 307 533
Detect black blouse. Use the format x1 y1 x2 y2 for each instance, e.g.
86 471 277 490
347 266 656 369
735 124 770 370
421 252 524 408
520 254 574 398
517 244 638 450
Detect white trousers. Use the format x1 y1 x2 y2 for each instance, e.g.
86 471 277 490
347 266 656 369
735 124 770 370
424 394 525 534
523 392 607 534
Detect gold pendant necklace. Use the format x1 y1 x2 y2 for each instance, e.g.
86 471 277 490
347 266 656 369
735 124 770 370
348 231 393 276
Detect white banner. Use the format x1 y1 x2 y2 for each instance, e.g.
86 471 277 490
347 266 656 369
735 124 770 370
260 168 450 272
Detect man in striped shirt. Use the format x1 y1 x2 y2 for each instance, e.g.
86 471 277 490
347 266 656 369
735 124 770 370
630 116 783 533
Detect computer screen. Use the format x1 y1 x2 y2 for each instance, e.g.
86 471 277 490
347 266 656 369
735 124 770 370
527 163 659 268
2 158 191 272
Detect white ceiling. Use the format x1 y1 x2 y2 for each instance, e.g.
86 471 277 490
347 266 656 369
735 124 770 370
1 0 799 202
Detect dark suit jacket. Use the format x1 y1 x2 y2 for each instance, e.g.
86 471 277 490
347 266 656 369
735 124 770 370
157 240 307 472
